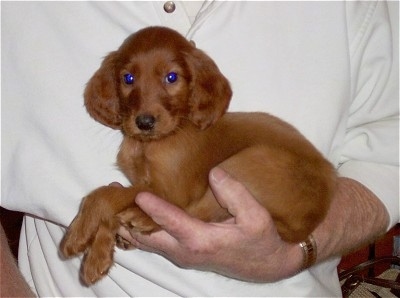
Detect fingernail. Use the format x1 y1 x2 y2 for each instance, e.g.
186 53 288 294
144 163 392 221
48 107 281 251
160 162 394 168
210 167 229 184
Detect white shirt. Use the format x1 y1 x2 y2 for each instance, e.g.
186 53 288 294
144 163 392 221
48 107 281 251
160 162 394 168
1 1 398 296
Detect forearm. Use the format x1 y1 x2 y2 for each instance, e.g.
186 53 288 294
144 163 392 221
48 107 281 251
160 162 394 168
0 222 36 297
313 176 390 263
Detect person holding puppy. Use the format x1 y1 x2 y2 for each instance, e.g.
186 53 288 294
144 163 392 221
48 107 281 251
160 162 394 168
1 1 398 296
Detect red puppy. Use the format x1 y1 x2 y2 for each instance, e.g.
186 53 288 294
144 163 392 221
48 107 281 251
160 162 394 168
60 26 336 285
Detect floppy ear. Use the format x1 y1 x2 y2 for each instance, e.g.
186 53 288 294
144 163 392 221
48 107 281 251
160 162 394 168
84 51 121 129
186 49 232 130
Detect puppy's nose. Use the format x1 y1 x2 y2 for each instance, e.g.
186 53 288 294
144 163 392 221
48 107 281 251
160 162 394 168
135 114 156 131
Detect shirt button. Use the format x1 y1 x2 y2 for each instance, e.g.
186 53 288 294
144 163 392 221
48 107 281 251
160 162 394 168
163 1 176 13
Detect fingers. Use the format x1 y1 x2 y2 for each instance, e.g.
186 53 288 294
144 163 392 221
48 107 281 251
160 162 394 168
118 224 177 255
115 190 200 255
116 218 177 254
113 169 289 281
120 168 272 256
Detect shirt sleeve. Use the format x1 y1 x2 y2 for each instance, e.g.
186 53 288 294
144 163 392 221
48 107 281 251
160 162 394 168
339 1 399 228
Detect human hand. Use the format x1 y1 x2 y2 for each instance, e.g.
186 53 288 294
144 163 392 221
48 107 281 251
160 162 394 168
117 167 304 282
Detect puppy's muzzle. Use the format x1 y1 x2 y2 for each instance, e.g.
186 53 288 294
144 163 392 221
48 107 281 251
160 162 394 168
136 114 156 131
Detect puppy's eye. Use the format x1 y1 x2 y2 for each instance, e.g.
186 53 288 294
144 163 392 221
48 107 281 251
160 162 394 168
123 73 135 85
165 72 178 84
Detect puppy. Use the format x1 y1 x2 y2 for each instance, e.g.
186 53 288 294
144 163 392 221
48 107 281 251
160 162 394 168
60 26 336 285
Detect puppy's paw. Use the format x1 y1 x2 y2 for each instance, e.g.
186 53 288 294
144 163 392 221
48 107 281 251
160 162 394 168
117 207 159 233
60 212 95 258
80 224 116 285
60 231 88 258
60 188 116 258
116 234 136 250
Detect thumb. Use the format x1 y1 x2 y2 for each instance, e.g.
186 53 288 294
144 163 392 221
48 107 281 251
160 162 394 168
209 167 267 223
135 192 203 238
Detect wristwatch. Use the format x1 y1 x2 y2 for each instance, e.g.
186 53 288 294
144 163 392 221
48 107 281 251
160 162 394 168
299 234 317 270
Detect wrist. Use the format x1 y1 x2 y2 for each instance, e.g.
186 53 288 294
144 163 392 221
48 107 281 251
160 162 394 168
281 234 318 279
276 241 306 279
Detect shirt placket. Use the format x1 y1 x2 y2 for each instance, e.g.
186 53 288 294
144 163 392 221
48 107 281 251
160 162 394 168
153 1 192 36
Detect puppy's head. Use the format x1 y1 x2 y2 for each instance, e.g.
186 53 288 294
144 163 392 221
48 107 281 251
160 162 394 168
84 26 232 140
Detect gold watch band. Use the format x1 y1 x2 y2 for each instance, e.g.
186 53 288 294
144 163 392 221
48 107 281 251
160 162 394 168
299 234 317 270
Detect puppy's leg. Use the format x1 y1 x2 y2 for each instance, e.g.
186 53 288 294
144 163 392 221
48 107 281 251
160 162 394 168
187 146 335 242
218 145 336 242
60 186 138 284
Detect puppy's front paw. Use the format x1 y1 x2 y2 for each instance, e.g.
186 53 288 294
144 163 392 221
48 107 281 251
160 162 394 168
60 230 87 258
60 211 95 258
60 191 111 258
116 234 136 250
80 224 116 285
117 207 159 233
60 185 136 284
